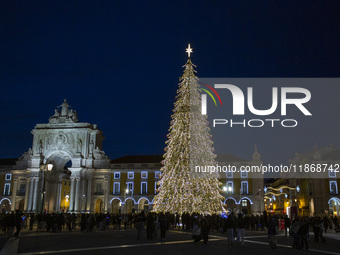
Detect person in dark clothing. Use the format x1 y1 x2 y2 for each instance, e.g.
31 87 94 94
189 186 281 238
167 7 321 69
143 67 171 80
237 213 246 245
159 213 167 241
192 217 202 243
267 215 278 249
284 215 291 237
290 218 301 249
29 214 34 231
200 217 210 244
313 218 321 243
298 218 309 250
13 210 23 238
136 211 146 240
146 212 154 240
226 213 236 246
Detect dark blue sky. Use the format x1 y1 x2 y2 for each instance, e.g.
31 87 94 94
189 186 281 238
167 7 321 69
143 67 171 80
1 1 340 163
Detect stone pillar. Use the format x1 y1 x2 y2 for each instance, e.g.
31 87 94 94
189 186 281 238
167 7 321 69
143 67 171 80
74 177 80 212
81 178 87 212
69 177 75 212
27 178 34 211
86 178 92 212
32 178 39 212
24 178 30 211
104 178 109 212
55 180 62 212
11 179 18 211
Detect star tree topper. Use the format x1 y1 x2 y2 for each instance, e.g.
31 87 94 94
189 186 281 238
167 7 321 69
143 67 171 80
186 43 193 58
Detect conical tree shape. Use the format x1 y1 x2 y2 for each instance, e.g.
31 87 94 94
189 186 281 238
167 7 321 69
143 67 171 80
153 56 224 215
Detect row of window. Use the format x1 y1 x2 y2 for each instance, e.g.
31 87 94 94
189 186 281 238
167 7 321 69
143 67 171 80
225 181 249 195
2 179 337 196
113 171 161 180
226 171 248 178
113 182 159 195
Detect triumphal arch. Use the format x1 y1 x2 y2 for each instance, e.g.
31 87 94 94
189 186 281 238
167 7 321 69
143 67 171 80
14 100 110 213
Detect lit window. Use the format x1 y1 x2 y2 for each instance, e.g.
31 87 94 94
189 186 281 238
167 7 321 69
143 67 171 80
242 199 248 207
3 183 10 195
113 182 120 195
114 172 121 179
141 182 147 194
241 181 248 194
227 181 233 194
329 169 336 178
155 172 161 178
141 172 148 179
5 174 11 181
240 170 247 178
126 182 134 194
330 181 338 194
128 172 134 179
226 170 233 178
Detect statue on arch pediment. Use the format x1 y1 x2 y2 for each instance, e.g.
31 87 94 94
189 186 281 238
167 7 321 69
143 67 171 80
57 99 71 117
19 148 33 160
93 146 107 159
48 109 60 123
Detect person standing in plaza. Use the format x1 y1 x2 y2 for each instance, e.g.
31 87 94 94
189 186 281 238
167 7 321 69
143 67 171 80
159 213 167 241
237 213 246 245
200 217 210 244
13 210 23 238
226 212 236 246
267 215 278 249
284 215 291 237
290 218 301 248
136 211 145 240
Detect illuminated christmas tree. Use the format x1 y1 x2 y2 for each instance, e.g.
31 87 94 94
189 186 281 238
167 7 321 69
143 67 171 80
153 44 224 215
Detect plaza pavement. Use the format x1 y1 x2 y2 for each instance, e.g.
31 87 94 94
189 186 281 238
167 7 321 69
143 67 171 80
1 227 339 255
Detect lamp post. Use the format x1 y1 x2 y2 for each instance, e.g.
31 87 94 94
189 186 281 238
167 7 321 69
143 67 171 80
41 163 53 214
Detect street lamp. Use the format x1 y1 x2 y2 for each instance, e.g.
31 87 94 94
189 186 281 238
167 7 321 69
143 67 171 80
41 163 53 214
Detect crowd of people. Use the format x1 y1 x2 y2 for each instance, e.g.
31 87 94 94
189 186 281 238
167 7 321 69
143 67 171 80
0 210 339 250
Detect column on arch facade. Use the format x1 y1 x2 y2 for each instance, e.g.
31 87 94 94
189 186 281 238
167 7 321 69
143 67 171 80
32 177 39 212
55 178 63 212
24 178 30 211
11 178 18 211
86 172 92 212
104 177 109 213
26 177 35 211
74 177 81 212
69 177 75 212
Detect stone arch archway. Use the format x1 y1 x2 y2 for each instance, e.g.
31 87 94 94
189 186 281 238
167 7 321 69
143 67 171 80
17 100 110 213
18 199 25 211
137 197 150 213
95 199 103 213
110 198 122 214
0 198 11 213
124 198 135 214
328 197 340 216
224 197 237 211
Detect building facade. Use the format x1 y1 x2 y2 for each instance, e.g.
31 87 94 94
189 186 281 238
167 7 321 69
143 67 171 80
0 100 264 215
265 145 340 217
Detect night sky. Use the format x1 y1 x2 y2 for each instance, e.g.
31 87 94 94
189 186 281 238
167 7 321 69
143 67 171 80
1 1 340 164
